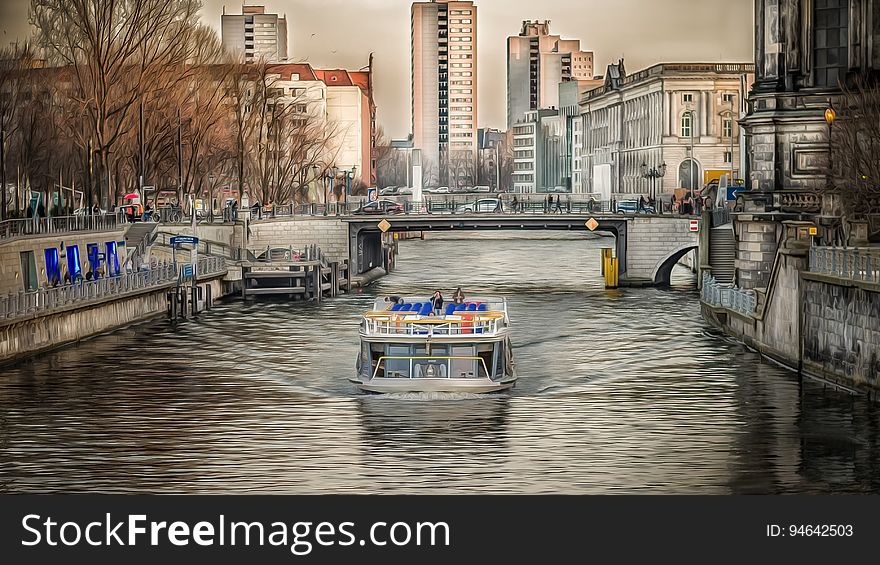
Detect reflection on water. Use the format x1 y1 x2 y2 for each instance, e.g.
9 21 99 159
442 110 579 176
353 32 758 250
0 232 878 493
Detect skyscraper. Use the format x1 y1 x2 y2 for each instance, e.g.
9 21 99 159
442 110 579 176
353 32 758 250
412 0 478 187
507 21 593 129
221 4 289 63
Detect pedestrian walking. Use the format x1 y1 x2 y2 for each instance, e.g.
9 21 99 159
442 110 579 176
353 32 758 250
554 194 564 213
546 194 553 214
512 195 519 214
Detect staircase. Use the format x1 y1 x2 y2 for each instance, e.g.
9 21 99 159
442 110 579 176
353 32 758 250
709 224 736 284
123 222 159 270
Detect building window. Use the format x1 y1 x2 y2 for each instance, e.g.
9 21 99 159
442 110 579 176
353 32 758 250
682 93 693 103
722 93 736 104
722 117 733 138
814 0 849 88
680 113 693 138
724 151 733 164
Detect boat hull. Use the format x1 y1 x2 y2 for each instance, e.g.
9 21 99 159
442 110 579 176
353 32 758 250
351 377 516 394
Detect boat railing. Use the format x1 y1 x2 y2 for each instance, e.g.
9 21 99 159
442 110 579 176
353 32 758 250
362 312 506 337
372 356 491 380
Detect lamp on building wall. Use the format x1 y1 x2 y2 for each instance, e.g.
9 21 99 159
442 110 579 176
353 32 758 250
824 100 837 187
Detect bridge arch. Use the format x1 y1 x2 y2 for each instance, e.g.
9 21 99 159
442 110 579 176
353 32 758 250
651 243 699 287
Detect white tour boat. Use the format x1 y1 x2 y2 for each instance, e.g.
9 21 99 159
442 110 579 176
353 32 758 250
352 296 517 393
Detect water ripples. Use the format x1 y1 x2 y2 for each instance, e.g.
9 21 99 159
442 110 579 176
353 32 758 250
1 232 878 494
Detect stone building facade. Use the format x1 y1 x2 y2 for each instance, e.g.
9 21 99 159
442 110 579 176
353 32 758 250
737 0 880 289
578 62 755 202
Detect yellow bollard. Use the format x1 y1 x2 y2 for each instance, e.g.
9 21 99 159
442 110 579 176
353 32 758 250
602 249 619 289
601 248 610 276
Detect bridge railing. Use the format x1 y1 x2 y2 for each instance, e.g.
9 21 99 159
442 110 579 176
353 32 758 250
243 196 703 220
700 273 757 315
809 246 880 284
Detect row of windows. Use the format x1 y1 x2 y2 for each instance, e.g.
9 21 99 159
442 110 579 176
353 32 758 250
450 28 472 33
450 45 471 50
679 113 736 138
681 92 738 104
451 71 473 77
451 63 472 68
451 36 472 42
450 54 473 59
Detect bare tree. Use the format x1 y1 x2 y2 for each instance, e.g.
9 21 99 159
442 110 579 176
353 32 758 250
827 75 880 221
30 0 204 208
0 43 38 218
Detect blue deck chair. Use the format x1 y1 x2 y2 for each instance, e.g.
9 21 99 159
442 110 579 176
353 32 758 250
477 304 488 311
466 303 477 311
419 303 433 316
444 303 457 316
390 303 403 312
455 304 467 312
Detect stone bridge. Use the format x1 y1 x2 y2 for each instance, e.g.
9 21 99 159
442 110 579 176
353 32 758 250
247 213 700 287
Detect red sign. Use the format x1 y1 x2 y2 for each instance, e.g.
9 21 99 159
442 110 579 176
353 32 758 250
689 219 700 232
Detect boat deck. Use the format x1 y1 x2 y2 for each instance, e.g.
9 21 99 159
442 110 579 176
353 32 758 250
362 297 510 338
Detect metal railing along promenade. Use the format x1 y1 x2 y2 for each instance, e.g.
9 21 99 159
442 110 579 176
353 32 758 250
809 246 880 284
0 257 227 322
700 273 757 315
0 213 126 241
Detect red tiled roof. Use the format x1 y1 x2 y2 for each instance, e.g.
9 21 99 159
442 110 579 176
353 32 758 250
267 63 318 81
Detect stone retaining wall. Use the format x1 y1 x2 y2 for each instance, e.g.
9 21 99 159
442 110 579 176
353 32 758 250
247 218 349 262
0 277 227 366
803 278 880 391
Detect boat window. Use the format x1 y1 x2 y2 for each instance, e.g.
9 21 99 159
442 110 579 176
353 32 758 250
385 345 411 378
450 345 477 379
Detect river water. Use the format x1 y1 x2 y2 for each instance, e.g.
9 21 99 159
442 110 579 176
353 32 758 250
1 232 878 494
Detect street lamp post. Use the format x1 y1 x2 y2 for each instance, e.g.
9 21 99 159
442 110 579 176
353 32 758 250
640 162 667 213
329 166 339 215
343 166 357 212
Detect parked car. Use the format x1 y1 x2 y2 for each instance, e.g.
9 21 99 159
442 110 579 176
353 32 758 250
353 199 405 215
473 185 491 193
379 186 399 196
616 200 656 214
455 198 503 214
397 187 413 195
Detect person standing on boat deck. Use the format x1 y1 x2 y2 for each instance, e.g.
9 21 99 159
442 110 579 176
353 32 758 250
384 295 403 309
431 291 444 315
452 287 465 305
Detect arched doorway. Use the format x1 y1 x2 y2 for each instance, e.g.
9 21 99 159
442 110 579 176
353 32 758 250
678 159 700 193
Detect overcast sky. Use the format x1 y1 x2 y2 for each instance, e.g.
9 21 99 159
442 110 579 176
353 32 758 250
1 0 753 138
